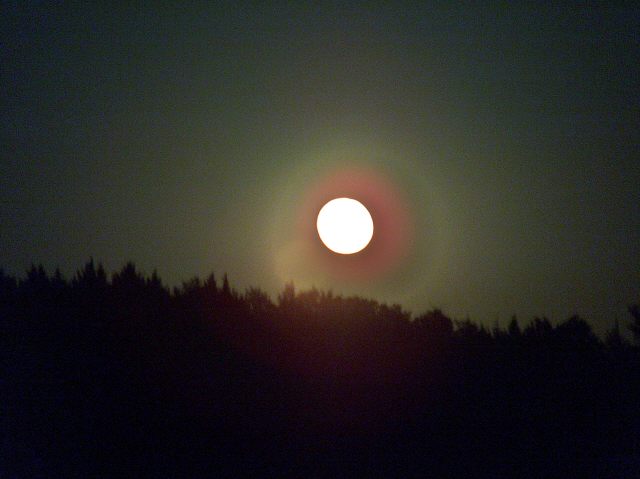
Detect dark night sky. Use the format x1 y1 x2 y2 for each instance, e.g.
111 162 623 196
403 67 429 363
2 2 639 334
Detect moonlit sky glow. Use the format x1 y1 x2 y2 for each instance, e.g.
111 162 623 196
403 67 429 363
1 3 639 335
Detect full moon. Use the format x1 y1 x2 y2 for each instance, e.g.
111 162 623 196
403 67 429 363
316 198 374 254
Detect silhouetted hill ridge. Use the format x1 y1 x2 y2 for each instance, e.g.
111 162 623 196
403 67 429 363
2 261 639 477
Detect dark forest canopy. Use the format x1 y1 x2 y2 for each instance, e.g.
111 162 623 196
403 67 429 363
2 260 640 477
3 259 638 339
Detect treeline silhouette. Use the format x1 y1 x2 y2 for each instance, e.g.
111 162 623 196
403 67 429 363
2 260 640 477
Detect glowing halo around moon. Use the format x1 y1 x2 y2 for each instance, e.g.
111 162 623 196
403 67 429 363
271 164 414 283
316 198 374 254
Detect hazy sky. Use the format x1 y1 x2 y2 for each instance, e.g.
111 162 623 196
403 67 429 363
2 2 639 334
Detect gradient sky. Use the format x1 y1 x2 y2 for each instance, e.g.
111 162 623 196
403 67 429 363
2 2 639 335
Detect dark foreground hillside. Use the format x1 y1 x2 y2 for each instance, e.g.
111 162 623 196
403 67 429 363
2 261 640 478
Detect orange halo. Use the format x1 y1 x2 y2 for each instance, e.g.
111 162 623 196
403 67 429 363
297 166 413 280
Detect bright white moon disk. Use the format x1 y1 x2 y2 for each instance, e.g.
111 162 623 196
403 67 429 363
317 198 374 254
